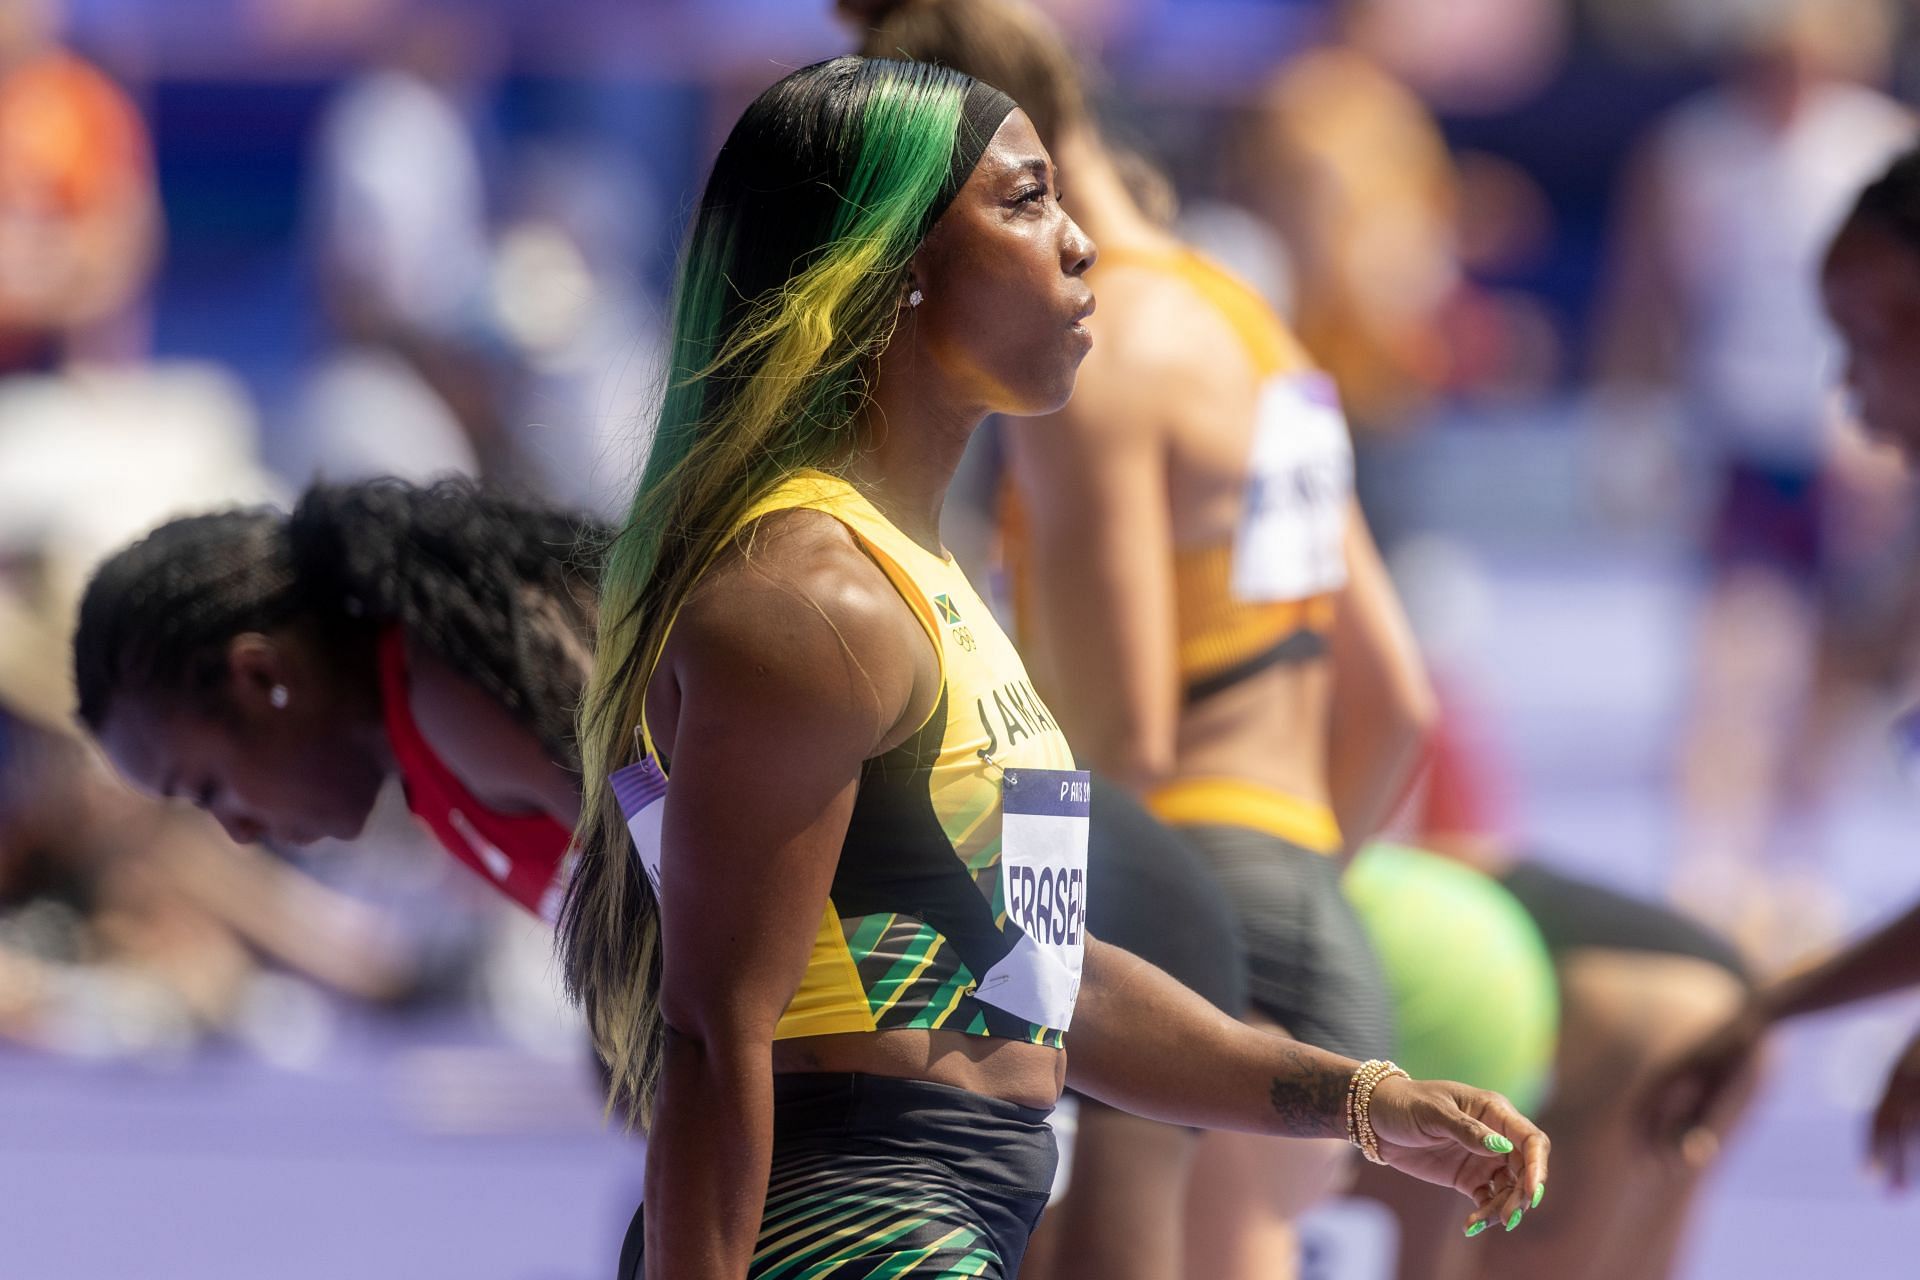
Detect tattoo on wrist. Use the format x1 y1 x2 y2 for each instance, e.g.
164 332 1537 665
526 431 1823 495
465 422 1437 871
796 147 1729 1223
1267 1046 1347 1139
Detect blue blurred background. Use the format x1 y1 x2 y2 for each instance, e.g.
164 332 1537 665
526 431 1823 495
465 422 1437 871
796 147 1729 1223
4 0 1920 1275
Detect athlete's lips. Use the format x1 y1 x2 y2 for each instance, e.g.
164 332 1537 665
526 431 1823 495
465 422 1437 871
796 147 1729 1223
1070 293 1096 326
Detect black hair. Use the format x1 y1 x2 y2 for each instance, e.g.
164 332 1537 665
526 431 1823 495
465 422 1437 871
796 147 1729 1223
73 478 607 769
1846 144 1920 253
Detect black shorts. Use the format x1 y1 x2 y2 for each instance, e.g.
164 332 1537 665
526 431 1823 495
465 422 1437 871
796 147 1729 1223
618 1073 1057 1279
1180 824 1395 1061
1500 860 1750 983
1085 776 1248 1017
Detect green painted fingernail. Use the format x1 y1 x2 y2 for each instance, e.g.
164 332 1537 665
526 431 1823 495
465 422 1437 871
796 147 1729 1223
1465 1221 1489 1238
1505 1208 1525 1232
1532 1182 1545 1209
1483 1133 1514 1154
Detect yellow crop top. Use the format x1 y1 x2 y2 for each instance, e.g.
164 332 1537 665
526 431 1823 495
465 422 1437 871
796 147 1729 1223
638 471 1083 1047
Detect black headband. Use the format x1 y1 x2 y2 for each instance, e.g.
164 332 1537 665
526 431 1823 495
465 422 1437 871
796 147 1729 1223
926 81 1019 228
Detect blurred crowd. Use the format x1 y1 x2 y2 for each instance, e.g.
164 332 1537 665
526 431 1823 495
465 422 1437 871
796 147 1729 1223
5 0 1920 1223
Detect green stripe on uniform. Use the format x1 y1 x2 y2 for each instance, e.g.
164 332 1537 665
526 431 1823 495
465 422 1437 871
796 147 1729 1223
759 1197 943 1277
866 923 943 1019
846 912 892 960
923 967 978 1030
786 1212 960 1280
860 1225 985 1278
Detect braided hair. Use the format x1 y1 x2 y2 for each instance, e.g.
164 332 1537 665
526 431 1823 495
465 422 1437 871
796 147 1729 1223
1847 145 1920 253
73 478 607 770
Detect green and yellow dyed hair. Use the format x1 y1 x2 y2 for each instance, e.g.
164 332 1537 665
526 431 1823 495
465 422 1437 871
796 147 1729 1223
560 54 1010 1119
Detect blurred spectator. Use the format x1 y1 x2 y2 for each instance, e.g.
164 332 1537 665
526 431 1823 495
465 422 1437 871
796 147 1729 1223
0 0 159 371
1224 0 1566 561
283 0 511 489
1328 0 1566 113
1593 0 1917 960
1233 0 1569 445
309 8 489 343
1235 25 1461 439
493 140 667 518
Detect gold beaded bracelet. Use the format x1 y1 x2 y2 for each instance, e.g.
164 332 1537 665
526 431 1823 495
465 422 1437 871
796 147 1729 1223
1344 1059 1410 1165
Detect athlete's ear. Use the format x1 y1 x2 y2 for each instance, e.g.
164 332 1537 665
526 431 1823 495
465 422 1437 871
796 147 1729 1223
224 633 294 718
904 208 961 314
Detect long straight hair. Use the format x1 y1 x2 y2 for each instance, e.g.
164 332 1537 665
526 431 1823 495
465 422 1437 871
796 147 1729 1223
560 55 995 1119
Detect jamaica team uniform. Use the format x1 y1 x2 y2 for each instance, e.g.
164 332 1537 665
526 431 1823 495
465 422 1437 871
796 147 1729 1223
617 470 1085 1278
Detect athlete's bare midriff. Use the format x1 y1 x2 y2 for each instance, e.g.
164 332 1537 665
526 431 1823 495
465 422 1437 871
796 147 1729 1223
772 1028 1066 1109
1171 658 1335 809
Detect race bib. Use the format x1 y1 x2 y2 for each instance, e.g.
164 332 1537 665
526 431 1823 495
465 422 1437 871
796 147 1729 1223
974 768 1091 1030
1233 371 1354 602
610 758 669 895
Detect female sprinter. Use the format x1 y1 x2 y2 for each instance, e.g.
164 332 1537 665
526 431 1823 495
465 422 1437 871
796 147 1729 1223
558 55 1545 1279
855 6 1430 1277
1651 142 1920 1187
73 478 599 923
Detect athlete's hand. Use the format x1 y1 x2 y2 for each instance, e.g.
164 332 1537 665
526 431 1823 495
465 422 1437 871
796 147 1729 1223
1869 1026 1920 1190
1366 1076 1550 1237
1642 1002 1767 1158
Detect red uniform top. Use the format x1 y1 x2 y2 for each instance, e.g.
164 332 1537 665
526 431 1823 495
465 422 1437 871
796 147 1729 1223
378 627 572 921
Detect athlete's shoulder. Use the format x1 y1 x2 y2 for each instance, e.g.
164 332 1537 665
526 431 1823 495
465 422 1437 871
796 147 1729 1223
669 507 926 732
1082 253 1256 382
686 507 887 628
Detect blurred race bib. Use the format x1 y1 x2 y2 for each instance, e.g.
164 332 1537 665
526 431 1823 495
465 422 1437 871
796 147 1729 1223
1233 371 1354 602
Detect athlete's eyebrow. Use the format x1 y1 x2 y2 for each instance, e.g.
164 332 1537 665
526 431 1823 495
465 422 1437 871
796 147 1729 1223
987 154 1051 185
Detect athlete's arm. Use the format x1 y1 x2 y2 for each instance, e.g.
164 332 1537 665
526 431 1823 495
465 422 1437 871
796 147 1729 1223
1760 899 1920 1021
1647 897 1920 1146
641 517 926 1280
1069 937 1548 1232
1325 500 1436 853
1008 300 1183 793
406 643 585 828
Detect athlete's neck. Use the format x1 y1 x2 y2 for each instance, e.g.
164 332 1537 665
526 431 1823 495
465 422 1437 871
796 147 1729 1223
1050 126 1179 259
848 327 987 557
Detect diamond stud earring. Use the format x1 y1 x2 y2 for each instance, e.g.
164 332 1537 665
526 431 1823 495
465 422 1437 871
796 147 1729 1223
269 685 290 709
908 287 924 308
